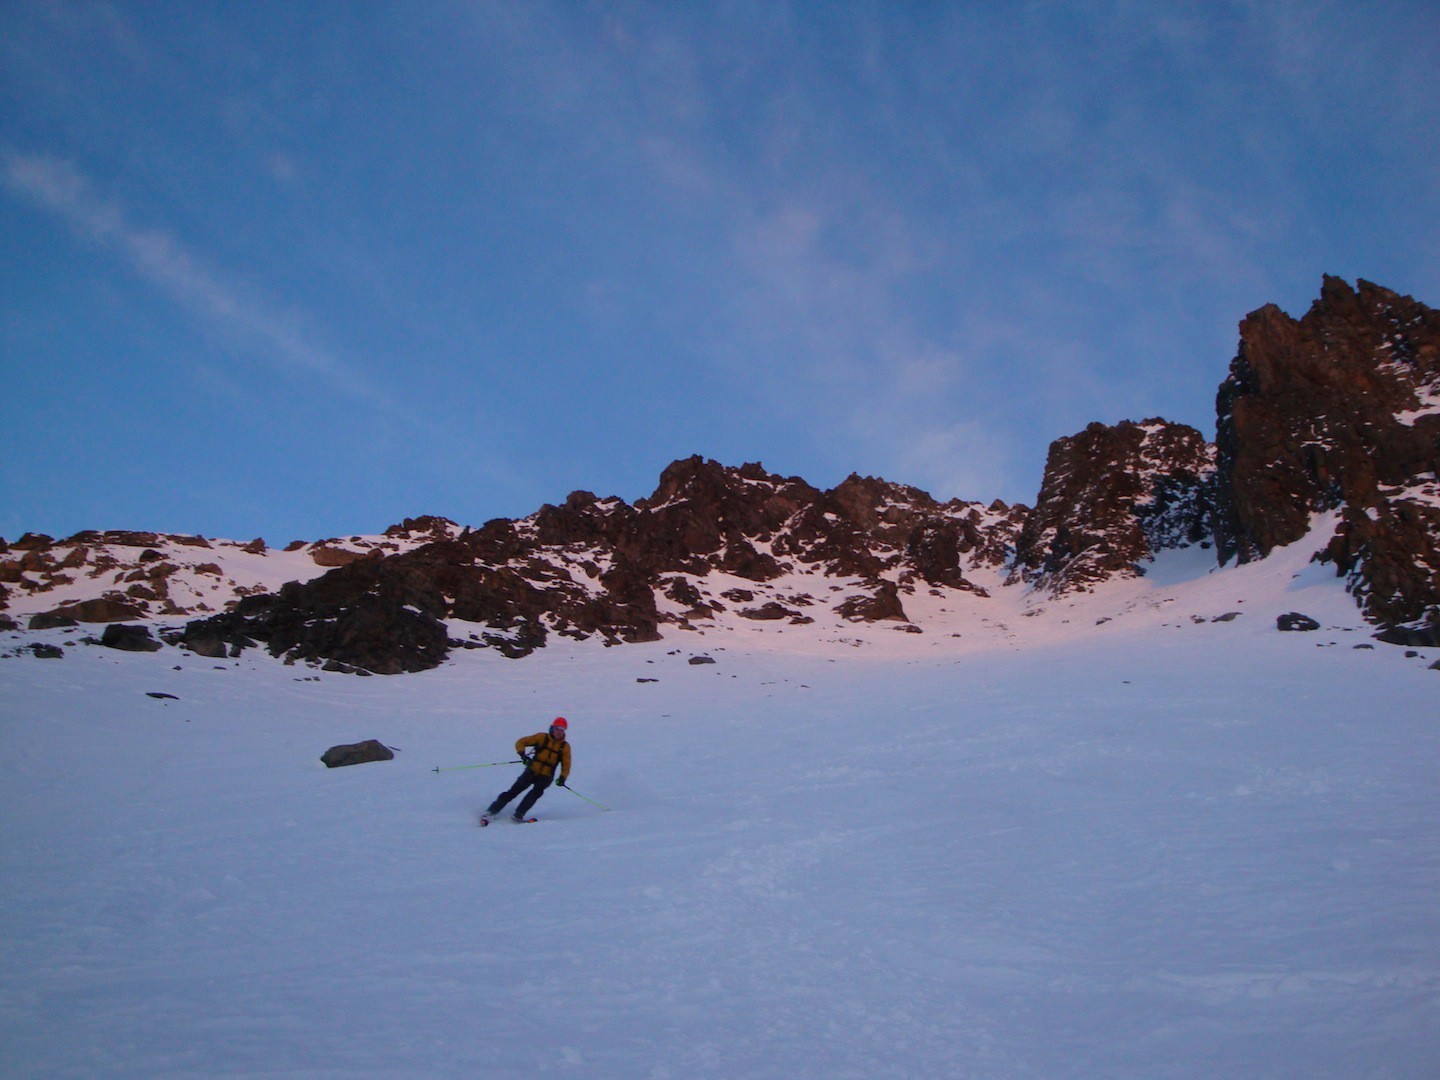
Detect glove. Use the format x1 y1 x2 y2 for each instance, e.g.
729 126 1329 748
555 775 566 788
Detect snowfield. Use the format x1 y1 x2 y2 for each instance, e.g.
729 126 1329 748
2 539 1438 1078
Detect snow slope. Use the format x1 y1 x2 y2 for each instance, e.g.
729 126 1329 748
2 543 1438 1078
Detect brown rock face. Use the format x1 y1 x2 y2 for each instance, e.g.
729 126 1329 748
836 581 908 622
1013 419 1216 594
35 597 146 624
310 544 370 568
183 456 1022 671
1215 276 1440 629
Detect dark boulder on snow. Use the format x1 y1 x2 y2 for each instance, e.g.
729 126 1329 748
309 542 372 568
28 611 79 630
37 598 145 625
100 624 163 652
320 739 395 768
836 580 909 622
1276 613 1321 632
739 601 799 621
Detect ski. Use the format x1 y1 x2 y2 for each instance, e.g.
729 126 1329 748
480 815 538 827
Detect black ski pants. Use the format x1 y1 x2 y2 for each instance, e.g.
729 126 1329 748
488 769 552 818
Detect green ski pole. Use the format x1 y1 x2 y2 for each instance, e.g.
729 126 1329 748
432 759 521 773
559 783 609 811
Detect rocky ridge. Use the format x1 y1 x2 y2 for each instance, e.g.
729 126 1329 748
3 277 1437 670
171 459 1028 673
1215 277 1440 636
0 518 463 631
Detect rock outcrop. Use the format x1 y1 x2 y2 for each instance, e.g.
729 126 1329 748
1215 276 1440 631
100 624 163 652
320 740 395 768
0 522 467 627
1013 419 1216 594
181 457 1025 671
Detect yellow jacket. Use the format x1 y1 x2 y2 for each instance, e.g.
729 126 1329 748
517 732 570 781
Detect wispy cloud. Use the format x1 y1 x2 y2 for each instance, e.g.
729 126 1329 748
1 147 403 417
455 5 1025 495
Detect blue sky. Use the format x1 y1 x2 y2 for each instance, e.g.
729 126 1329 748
3 1 1437 543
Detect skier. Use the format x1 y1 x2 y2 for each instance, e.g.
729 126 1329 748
484 717 571 823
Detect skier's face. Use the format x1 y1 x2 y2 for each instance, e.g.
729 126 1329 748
550 725 566 741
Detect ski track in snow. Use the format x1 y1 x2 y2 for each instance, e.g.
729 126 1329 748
2 549 1439 1078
